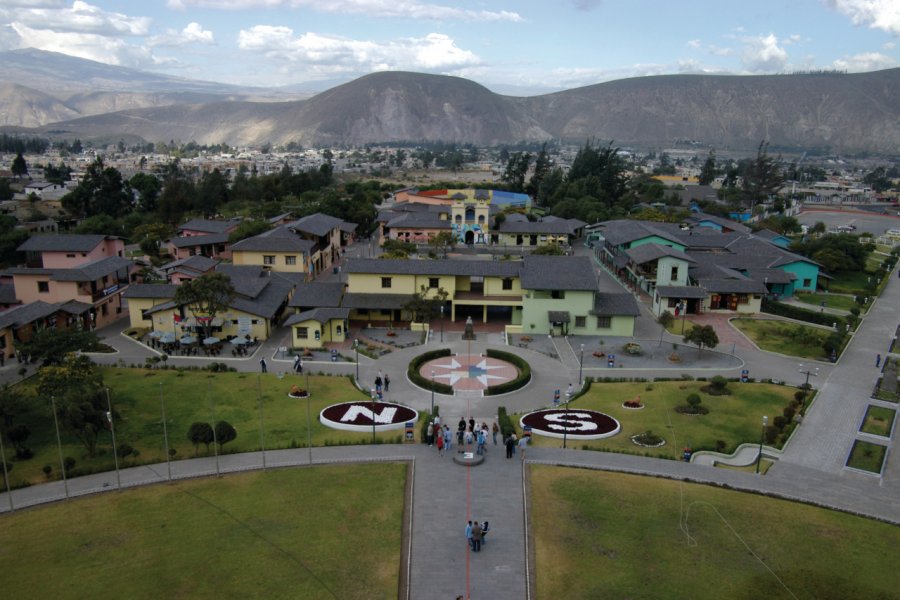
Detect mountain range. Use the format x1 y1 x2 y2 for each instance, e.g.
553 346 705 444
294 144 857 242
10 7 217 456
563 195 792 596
1 48 899 153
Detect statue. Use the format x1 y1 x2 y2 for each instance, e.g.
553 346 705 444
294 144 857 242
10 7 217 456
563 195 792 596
463 315 475 340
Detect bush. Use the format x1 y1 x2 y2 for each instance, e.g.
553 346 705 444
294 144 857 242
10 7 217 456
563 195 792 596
686 393 701 408
407 349 454 394
63 456 76 473
497 406 516 437
420 405 440 443
705 376 730 395
42 464 52 478
483 349 531 396
764 425 779 444
794 390 808 403
762 298 845 328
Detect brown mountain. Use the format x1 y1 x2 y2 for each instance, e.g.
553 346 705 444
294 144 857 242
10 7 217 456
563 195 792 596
19 68 900 153
0 82 79 128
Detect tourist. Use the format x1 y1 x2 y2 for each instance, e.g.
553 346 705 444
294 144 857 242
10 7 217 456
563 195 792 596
465 520 473 549
481 521 490 545
492 421 499 445
876 353 882 368
468 417 475 432
444 425 452 450
476 428 486 455
471 521 482 552
374 374 383 393
465 428 474 449
566 383 574 397
505 435 515 459
436 430 444 456
519 434 529 460
457 426 465 453
293 355 302 373
259 358 267 373
384 374 390 391
510 432 518 455
426 421 434 446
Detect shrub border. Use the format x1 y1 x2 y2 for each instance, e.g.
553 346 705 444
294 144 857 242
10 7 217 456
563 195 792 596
407 348 454 395
483 348 531 396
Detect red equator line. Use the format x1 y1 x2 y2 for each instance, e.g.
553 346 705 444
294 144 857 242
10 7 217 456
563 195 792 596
465 460 471 599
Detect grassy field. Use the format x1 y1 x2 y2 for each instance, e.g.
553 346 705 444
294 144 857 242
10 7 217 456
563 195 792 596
530 466 900 600
6 368 418 487
517 381 798 459
846 440 887 473
731 318 831 359
860 406 896 437
0 464 406 599
794 292 859 312
827 270 874 295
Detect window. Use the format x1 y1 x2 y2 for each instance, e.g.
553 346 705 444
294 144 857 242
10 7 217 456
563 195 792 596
455 214 462 224
670 266 679 281
738 294 749 304
596 316 611 328
381 277 392 289
575 316 586 328
285 255 297 265
429 277 439 289
478 215 485 224
263 255 275 265
551 290 565 299
37 281 49 293
803 278 811 288
66 253 75 258
297 327 308 339
502 278 513 291
251 320 259 325
667 298 679 308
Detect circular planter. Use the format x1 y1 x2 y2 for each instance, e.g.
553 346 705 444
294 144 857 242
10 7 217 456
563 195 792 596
622 403 645 410
631 435 666 448
319 401 418 432
520 409 620 440
288 392 309 399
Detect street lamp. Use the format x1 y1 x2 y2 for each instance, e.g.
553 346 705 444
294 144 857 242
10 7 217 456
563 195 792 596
562 395 570 450
354 338 359 383
370 387 377 443
440 304 444 342
430 370 435 418
50 396 69 499
680 301 687 334
798 364 819 389
257 375 266 470
105 388 120 490
306 370 312 465
160 382 171 481
756 415 768 474
578 343 584 386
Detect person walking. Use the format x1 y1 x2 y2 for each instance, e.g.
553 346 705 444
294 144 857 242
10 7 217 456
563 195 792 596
444 425 452 451
384 374 390 392
293 354 302 374
465 520 473 550
505 434 515 459
876 353 882 368
481 521 490 545
374 374 383 394
426 421 434 446
476 428 486 456
457 426 465 453
519 434 529 461
259 358 267 373
436 430 444 456
510 432 518 455
471 521 482 552
492 421 499 445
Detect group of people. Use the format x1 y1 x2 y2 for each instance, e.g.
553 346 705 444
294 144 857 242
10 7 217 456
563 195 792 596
374 371 390 397
464 520 490 552
505 431 528 459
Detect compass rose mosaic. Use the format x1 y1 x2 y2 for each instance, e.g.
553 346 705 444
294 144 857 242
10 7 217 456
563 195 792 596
420 354 518 392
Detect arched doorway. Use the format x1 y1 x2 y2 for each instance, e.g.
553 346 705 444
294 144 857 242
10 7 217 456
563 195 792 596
465 230 475 244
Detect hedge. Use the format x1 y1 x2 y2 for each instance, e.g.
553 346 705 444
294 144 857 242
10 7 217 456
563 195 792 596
761 298 845 328
497 406 516 437
420 405 440 443
483 348 531 396
407 348 454 395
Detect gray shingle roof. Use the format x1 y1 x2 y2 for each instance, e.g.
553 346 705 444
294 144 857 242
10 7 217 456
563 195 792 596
591 292 642 316
57 300 93 314
520 256 596 291
347 258 520 278
289 282 345 308
0 301 59 330
288 213 345 237
231 229 315 253
170 233 230 248
696 278 767 294
625 243 694 265
17 234 112 253
341 293 410 310
0 283 18 304
496 215 581 235
178 218 240 234
123 284 178 299
655 285 708 299
51 256 132 282
230 277 293 319
161 255 219 273
688 213 751 234
548 310 570 323
284 307 350 326
386 212 451 229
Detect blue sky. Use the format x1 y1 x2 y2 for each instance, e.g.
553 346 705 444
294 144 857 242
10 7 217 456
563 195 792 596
1 0 897 93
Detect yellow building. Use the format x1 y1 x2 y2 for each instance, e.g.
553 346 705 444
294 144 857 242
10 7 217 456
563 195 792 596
285 308 350 349
231 228 314 277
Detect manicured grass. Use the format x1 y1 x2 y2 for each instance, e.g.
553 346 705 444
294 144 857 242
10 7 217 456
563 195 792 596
794 292 859 312
731 318 831 359
715 459 774 474
860 406 896 437
530 466 900 600
0 464 405 600
865 255 885 272
518 381 798 459
6 368 417 487
847 440 887 473
827 270 873 294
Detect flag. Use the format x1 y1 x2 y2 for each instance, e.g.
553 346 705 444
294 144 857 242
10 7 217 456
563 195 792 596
173 314 183 323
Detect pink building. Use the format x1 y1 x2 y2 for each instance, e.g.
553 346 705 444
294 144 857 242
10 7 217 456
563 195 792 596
18 234 125 269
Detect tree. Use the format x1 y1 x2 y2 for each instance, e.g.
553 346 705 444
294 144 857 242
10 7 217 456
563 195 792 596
61 157 132 218
16 328 103 366
38 354 106 456
530 244 565 256
427 231 456 258
526 143 551 196
187 422 214 456
501 152 531 192
741 141 784 208
132 222 174 258
195 168 230 216
683 324 719 354
11 152 27 179
657 310 674 330
403 285 449 323
811 221 826 235
0 177 13 201
129 172 161 212
7 423 31 458
698 151 717 185
228 219 271 243
173 273 236 340
214 420 237 450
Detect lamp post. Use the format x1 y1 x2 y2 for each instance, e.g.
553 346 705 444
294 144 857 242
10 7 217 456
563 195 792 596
209 380 220 478
354 338 359 383
257 375 266 470
160 382 171 481
370 387 377 443
756 415 768 474
562 396 570 450
798 364 819 388
680 301 687 334
306 370 312 465
430 370 435 418
578 343 584 387
50 395 69 499
440 304 444 342
105 388 120 490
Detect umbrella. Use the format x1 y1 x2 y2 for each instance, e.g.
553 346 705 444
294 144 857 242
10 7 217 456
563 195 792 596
159 332 177 344
203 336 220 346
179 335 197 345
148 330 163 339
229 336 249 346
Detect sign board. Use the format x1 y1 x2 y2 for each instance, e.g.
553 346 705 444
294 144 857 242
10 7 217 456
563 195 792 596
741 369 749 383
237 317 252 334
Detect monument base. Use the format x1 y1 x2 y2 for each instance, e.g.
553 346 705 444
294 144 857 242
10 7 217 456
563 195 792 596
452 451 485 467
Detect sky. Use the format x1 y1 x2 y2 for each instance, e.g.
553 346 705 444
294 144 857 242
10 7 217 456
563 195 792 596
0 0 898 93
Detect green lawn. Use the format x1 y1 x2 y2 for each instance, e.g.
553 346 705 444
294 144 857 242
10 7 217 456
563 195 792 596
847 440 887 473
731 318 831 359
518 381 798 459
859 406 896 437
530 466 900 600
827 270 874 294
0 464 406 599
6 368 418 487
794 292 859 312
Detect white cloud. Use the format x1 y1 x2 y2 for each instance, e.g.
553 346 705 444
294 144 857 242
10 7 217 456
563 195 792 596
8 22 154 66
3 1 150 36
150 22 215 47
237 27 480 76
687 39 701 49
883 40 896 48
169 0 523 22
832 51 898 70
826 0 900 36
741 33 789 72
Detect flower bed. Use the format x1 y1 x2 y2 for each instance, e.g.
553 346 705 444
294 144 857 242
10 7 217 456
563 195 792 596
622 398 644 409
520 408 620 440
288 385 309 398
631 431 666 447
319 401 418 432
